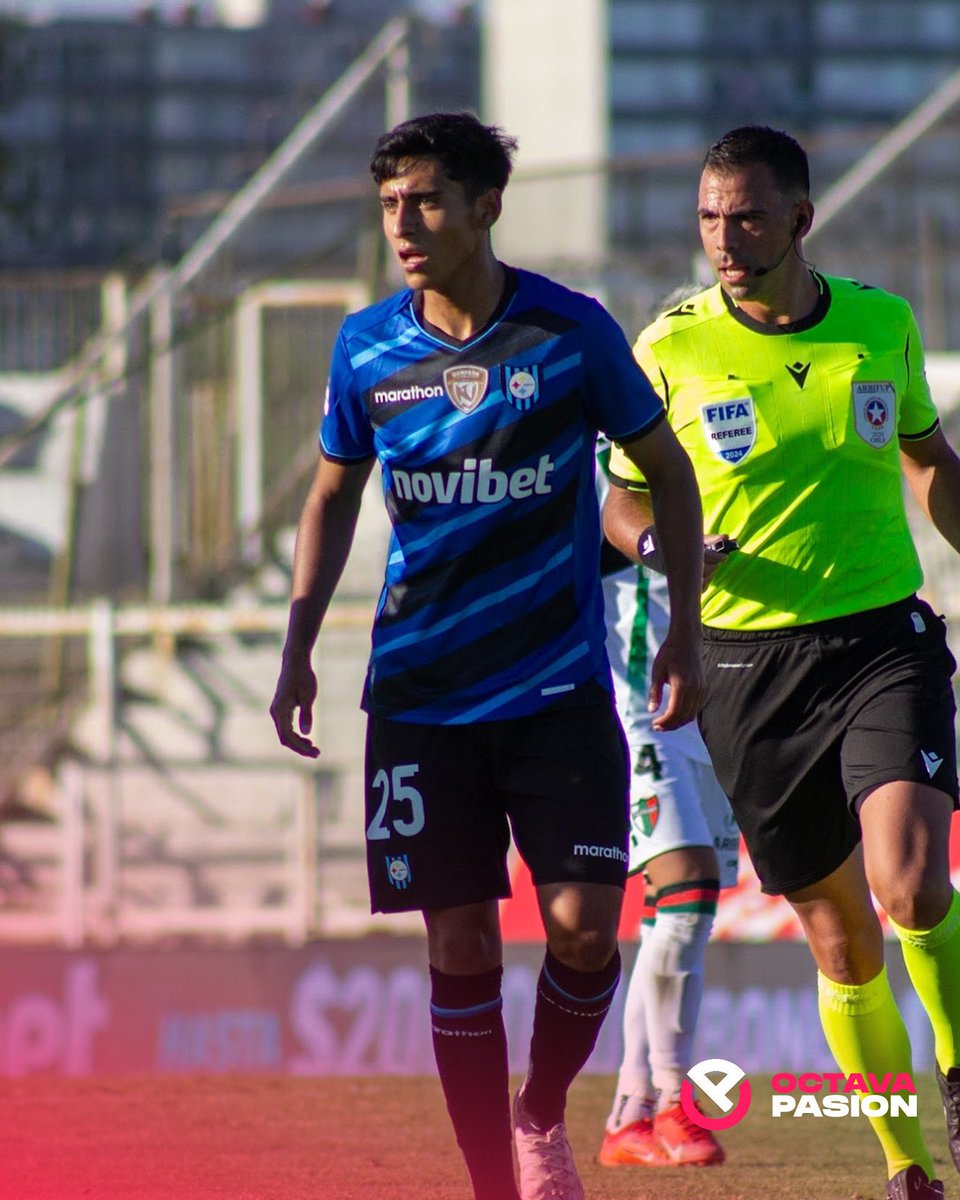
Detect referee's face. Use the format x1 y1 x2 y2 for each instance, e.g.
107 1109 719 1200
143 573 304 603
698 163 803 302
378 156 498 297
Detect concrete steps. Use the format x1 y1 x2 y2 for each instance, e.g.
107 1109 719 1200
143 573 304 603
0 472 426 941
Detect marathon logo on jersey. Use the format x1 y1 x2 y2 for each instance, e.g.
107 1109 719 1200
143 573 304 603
386 854 412 890
391 455 555 505
701 398 756 464
372 383 444 406
503 365 542 411
443 365 489 413
852 382 895 447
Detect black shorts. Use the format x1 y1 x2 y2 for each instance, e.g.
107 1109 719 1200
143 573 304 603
698 596 958 896
364 697 630 913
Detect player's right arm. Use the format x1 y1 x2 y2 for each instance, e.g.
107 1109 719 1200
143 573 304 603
602 438 732 585
270 454 374 757
607 325 734 582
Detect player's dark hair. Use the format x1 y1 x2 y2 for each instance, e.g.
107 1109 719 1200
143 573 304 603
704 125 810 199
370 111 518 200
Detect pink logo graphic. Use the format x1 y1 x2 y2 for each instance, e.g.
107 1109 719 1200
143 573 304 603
681 1057 752 1130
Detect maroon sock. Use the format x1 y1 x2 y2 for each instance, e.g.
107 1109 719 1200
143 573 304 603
430 966 520 1200
521 948 621 1130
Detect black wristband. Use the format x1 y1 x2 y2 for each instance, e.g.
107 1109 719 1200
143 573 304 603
637 525 667 574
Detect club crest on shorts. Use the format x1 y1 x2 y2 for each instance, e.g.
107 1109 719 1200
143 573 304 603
632 793 660 839
503 365 541 411
852 381 895 447
443 365 488 413
386 854 412 889
700 398 756 464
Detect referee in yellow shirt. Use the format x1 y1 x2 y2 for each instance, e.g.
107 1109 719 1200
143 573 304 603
604 124 960 1200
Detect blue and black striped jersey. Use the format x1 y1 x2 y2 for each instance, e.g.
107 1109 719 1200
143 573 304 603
321 267 664 723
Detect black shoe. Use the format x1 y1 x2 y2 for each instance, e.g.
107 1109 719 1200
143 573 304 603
936 1064 960 1173
886 1165 944 1200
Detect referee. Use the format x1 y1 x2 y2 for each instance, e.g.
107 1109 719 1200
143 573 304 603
604 125 960 1200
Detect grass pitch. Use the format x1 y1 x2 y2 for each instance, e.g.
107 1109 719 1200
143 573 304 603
2 1072 953 1199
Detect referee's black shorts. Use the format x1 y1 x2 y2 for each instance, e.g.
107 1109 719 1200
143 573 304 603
698 596 959 896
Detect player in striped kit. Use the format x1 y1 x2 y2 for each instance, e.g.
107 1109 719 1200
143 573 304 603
270 112 705 1200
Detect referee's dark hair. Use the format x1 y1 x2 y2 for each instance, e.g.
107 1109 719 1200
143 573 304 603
370 111 518 200
704 125 810 200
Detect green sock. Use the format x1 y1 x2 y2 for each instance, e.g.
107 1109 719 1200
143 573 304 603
889 888 960 1073
817 967 933 1179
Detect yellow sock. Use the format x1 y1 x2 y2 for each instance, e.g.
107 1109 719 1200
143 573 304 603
889 888 960 1073
817 967 933 1180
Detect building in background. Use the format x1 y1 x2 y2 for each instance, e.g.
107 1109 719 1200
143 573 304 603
0 0 959 340
0 0 479 277
485 0 960 346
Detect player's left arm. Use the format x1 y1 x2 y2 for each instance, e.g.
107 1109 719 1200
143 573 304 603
616 419 704 731
900 425 960 556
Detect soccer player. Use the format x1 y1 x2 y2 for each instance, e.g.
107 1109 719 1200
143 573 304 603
603 124 960 1200
269 111 705 1200
598 433 739 1169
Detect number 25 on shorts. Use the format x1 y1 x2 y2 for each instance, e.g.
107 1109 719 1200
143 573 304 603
366 763 425 840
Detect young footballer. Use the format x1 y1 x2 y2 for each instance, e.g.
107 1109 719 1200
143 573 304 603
270 111 704 1200
603 124 960 1200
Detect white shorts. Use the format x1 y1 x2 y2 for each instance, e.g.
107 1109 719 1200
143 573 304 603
624 730 740 888
602 565 739 888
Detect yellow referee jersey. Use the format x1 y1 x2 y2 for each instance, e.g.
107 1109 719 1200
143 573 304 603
609 273 940 630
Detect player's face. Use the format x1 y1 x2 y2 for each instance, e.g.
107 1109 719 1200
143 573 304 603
378 157 497 296
698 163 805 301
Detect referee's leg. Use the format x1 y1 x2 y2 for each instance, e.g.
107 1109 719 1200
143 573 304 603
787 842 937 1183
863 782 960 1177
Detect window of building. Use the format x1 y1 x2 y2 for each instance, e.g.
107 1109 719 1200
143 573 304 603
608 0 706 49
155 32 249 82
610 59 707 108
156 152 211 193
611 118 702 156
815 60 949 110
816 1 960 46
0 95 58 137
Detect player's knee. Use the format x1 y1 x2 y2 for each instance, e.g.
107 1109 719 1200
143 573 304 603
878 878 953 933
426 918 502 974
547 925 618 973
804 919 883 982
